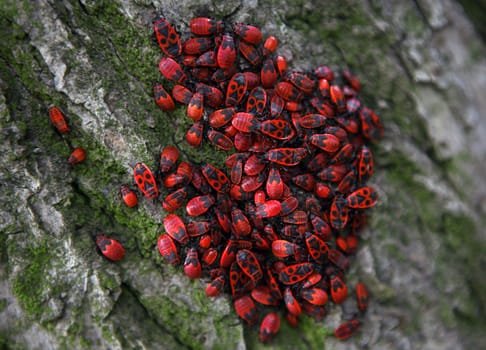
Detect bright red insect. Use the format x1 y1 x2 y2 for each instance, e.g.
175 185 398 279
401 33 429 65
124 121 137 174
280 196 299 216
184 248 202 279
217 33 236 69
183 37 214 55
209 107 236 128
190 17 223 36
205 274 226 297
207 129 234 151
265 147 307 166
236 249 263 282
186 121 204 147
288 72 315 94
256 200 281 218
233 23 262 44
154 85 175 111
159 145 179 173
263 36 278 56
68 147 87 165
278 262 314 285
305 232 330 264
284 288 302 316
330 85 346 113
334 319 361 340
300 287 328 306
259 312 280 343
96 235 125 261
234 295 258 325
260 119 295 141
157 234 179 265
232 112 261 133
266 167 284 199
186 194 214 216
330 274 348 304
347 186 378 208
246 86 267 114
310 133 340 153
251 285 280 306
187 92 204 121
172 84 193 104
163 213 188 244
201 163 230 193
153 18 181 58
355 282 369 312
120 185 138 207
133 162 159 199
360 107 384 142
358 145 374 183
231 207 252 237
276 81 303 102
226 73 247 107
239 41 262 66
272 239 298 258
163 173 185 188
261 58 277 88
275 55 287 76
48 105 69 133
330 195 349 230
159 57 186 83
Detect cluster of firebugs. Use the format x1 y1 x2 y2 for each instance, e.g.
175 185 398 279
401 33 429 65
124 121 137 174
49 15 384 343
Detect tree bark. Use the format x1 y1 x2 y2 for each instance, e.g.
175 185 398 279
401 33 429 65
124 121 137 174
0 0 485 349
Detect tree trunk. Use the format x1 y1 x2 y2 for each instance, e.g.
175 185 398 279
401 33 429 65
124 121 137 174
1 0 485 349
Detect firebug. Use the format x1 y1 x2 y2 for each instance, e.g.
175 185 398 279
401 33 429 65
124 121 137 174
96 235 125 261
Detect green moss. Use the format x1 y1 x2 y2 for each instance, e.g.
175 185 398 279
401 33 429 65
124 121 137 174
244 314 329 350
0 298 7 313
0 7 51 103
284 0 367 33
141 292 241 350
438 299 456 327
296 316 329 349
143 296 196 347
434 212 486 346
211 318 241 350
101 324 116 344
381 242 407 262
191 283 212 314
59 315 94 349
457 0 486 42
402 5 428 37
442 214 475 250
11 240 51 318
468 38 486 63
79 334 93 348
0 227 8 265
98 271 120 292
381 151 445 234
91 2 155 90
0 332 23 350
442 214 486 312
0 333 7 349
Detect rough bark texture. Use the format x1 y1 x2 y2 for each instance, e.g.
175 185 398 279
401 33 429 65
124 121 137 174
1 0 485 349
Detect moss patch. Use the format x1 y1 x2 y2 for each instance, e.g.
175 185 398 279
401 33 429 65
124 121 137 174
436 213 486 347
244 314 329 350
11 240 51 318
457 0 486 43
141 290 241 350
